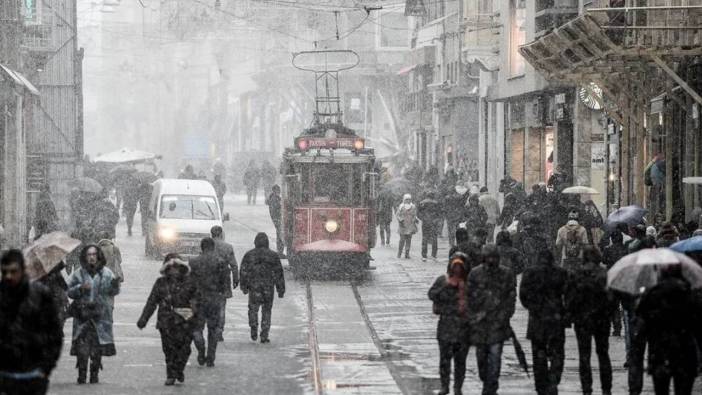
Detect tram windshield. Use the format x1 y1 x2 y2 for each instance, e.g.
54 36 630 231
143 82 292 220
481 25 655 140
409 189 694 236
298 163 364 205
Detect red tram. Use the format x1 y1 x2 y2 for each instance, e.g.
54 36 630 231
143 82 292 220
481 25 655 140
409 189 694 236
282 50 378 274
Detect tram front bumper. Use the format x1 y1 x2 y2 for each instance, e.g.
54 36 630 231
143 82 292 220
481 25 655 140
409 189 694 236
294 239 367 253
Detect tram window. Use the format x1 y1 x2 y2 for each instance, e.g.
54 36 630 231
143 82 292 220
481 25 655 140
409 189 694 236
296 164 364 205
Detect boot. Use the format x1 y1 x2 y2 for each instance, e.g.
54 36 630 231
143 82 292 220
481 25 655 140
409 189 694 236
77 367 87 385
89 356 101 384
437 386 449 395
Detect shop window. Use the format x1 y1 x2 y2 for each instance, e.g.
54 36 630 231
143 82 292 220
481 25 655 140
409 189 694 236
509 0 526 77
23 0 41 25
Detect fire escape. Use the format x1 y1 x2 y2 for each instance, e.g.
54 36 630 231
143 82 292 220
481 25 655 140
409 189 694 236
519 0 702 208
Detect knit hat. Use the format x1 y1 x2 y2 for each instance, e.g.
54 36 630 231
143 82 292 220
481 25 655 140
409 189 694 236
646 226 657 238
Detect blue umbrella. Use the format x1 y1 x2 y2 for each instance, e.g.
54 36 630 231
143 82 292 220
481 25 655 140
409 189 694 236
605 205 647 231
670 236 702 253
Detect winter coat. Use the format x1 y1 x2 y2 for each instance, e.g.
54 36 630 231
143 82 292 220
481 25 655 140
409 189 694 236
37 263 69 321
0 280 63 375
267 193 282 223
214 239 238 298
33 193 59 238
67 267 120 346
519 264 568 342
98 239 123 282
442 191 466 223
240 233 285 302
463 203 488 230
189 251 230 301
602 242 627 270
137 274 198 332
478 193 500 225
260 164 277 188
555 221 588 265
418 198 442 230
516 229 550 271
376 190 395 225
243 166 260 188
637 278 702 371
91 199 120 238
564 262 613 332
396 203 418 235
428 275 470 343
466 264 517 344
496 244 526 275
212 179 227 201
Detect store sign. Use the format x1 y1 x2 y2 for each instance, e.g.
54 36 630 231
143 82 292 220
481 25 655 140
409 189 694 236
26 154 45 192
591 143 605 170
405 0 427 16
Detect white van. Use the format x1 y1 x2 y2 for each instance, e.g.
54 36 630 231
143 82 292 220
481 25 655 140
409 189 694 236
145 179 223 258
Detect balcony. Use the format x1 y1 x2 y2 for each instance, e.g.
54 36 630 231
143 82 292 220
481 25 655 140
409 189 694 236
22 24 53 53
402 91 432 113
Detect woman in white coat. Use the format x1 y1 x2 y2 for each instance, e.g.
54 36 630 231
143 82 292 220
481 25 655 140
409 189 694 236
396 194 418 259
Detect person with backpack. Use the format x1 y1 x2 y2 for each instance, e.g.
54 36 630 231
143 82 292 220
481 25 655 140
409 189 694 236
97 232 123 284
418 190 442 261
428 252 471 395
555 211 589 272
565 246 614 395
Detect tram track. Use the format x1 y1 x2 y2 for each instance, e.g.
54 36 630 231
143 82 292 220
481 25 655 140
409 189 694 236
304 280 413 394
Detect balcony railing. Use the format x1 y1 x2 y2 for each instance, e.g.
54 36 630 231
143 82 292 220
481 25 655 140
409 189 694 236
586 0 702 48
402 91 432 113
22 23 53 52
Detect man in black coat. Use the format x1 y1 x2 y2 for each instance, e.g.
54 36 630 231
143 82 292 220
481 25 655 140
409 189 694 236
211 226 237 342
0 249 63 394
419 190 442 261
442 188 466 247
240 232 285 343
266 185 285 256
463 194 488 236
189 238 229 366
466 245 516 395
602 232 628 336
520 250 568 395
565 246 614 395
636 265 702 395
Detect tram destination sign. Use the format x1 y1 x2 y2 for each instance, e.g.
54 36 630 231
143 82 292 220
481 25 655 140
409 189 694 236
296 137 363 150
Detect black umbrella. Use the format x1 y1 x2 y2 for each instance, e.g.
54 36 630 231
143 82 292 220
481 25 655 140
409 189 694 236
509 327 530 377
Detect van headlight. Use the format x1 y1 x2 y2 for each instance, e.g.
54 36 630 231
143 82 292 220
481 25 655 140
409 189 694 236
158 226 177 241
324 219 339 234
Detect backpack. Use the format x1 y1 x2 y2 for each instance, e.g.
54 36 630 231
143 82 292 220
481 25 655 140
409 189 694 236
564 228 583 259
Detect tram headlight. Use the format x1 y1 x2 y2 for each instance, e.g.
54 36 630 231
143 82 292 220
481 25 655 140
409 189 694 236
353 139 364 150
324 219 339 234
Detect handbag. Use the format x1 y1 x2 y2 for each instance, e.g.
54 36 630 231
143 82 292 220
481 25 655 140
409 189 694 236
165 283 194 324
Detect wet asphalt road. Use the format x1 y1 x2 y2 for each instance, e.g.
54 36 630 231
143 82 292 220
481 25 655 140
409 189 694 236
48 193 697 394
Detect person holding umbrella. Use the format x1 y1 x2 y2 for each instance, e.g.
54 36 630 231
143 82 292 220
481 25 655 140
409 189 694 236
636 264 702 395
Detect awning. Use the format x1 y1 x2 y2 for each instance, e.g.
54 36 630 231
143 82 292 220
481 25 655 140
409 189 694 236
397 64 417 75
0 64 40 96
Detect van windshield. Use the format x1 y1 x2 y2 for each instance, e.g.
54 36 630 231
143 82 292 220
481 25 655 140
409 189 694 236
159 195 220 220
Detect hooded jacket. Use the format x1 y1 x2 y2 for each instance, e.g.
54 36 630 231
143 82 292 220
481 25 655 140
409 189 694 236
555 220 588 263
519 261 568 341
137 259 197 331
466 262 516 344
98 239 123 282
240 233 285 301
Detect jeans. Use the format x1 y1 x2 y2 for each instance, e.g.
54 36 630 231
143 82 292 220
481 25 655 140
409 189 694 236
475 342 504 395
398 234 412 258
611 303 623 335
624 309 646 395
193 299 223 363
531 335 565 395
379 222 391 245
438 341 469 392
485 223 496 243
160 328 192 379
217 299 227 338
574 325 612 394
248 295 273 340
447 220 459 247
651 364 696 395
421 225 438 258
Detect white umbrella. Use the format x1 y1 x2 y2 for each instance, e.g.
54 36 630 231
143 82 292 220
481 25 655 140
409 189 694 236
23 232 81 280
607 248 702 295
682 177 702 185
562 185 599 195
94 148 159 164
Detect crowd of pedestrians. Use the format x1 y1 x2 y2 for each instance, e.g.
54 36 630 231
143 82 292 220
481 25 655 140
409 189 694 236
413 167 702 395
